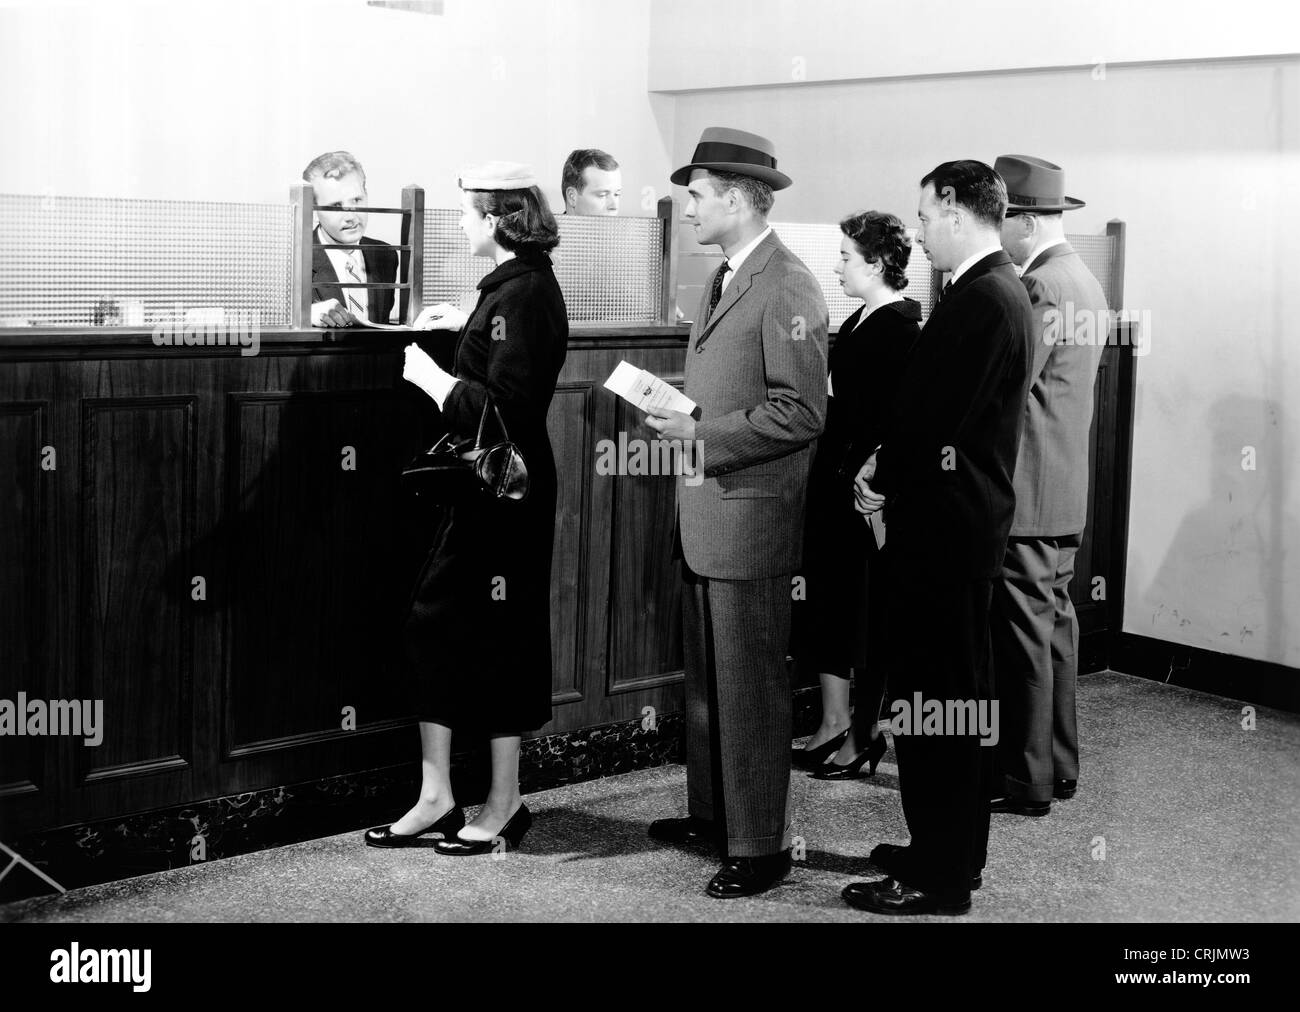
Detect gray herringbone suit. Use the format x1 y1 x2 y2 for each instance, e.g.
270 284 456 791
995 242 1108 802
675 231 828 857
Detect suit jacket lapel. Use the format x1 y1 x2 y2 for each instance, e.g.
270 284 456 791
698 233 779 340
950 249 1013 297
1024 240 1074 276
312 240 339 286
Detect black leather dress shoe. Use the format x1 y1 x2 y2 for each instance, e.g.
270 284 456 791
1054 779 1078 800
842 877 970 916
364 805 465 848
434 804 531 856
868 843 981 890
990 795 1050 816
647 815 714 849
706 850 792 899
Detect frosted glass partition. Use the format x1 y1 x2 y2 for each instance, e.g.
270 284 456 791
0 193 295 328
423 210 666 323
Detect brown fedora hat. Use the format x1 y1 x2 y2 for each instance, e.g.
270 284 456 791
995 154 1085 212
670 126 792 190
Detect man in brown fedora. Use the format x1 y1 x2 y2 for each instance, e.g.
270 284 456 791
989 154 1109 816
642 126 828 898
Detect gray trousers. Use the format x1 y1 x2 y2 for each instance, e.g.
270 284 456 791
681 564 792 857
993 534 1083 803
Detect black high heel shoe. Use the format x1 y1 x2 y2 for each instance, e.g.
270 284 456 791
364 805 465 848
434 804 532 856
809 733 888 780
791 728 850 770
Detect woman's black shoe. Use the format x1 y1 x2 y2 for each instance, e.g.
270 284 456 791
434 804 532 856
810 733 888 780
364 805 465 848
791 728 850 770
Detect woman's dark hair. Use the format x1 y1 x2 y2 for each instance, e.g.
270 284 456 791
465 185 560 253
839 210 911 291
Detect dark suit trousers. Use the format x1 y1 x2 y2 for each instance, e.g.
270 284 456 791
681 562 792 858
993 534 1082 802
888 566 994 896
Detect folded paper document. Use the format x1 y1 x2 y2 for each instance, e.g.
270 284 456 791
603 360 697 416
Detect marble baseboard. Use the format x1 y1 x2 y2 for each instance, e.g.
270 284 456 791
2 689 825 905
0 709 688 904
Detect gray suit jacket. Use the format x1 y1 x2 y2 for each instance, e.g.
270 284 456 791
676 230 829 579
1011 241 1109 537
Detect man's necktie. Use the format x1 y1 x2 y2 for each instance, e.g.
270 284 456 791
706 259 731 322
696 259 730 354
344 251 368 321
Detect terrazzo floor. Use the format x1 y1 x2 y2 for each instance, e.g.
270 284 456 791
3 671 1297 923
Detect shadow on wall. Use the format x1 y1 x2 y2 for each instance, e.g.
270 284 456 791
1136 395 1295 666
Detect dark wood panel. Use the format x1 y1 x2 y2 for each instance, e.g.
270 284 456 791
0 403 48 798
223 384 424 756
78 396 195 780
546 383 594 706
1071 344 1121 622
607 390 686 695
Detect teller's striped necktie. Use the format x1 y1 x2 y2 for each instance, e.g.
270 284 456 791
344 251 368 321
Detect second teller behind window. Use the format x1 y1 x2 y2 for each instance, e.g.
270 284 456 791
791 211 921 779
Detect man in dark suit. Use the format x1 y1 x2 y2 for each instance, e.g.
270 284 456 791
846 160 1033 915
643 127 828 899
303 151 399 327
990 155 1109 816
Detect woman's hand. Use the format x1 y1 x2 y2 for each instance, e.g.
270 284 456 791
853 453 886 516
403 343 456 405
412 303 469 331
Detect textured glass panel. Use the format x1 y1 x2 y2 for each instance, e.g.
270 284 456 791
0 194 294 328
1067 233 1117 310
423 211 665 323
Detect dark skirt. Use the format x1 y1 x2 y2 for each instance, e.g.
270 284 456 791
791 441 886 673
402 445 557 734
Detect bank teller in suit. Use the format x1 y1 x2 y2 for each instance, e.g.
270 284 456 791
990 155 1109 816
643 126 828 899
303 150 400 327
847 160 1033 915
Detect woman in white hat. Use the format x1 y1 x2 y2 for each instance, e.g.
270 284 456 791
364 162 567 855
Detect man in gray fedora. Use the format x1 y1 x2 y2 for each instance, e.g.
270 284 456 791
990 154 1110 816
643 126 828 898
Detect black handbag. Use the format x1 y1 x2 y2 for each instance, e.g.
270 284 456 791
401 396 529 503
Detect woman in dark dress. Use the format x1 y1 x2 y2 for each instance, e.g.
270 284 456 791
364 162 567 853
791 211 921 778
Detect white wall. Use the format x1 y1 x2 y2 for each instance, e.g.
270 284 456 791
0 0 674 241
658 10 1299 668
649 0 1300 92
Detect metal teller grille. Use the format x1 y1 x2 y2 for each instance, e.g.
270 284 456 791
422 210 666 322
0 193 295 329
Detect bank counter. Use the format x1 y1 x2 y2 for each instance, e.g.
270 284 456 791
0 189 1133 876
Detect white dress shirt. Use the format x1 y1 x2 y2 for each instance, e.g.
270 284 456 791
949 244 1004 287
720 226 773 294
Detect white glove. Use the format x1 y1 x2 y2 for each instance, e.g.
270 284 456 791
402 343 457 407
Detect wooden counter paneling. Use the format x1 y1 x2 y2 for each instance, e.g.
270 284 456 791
0 328 692 836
